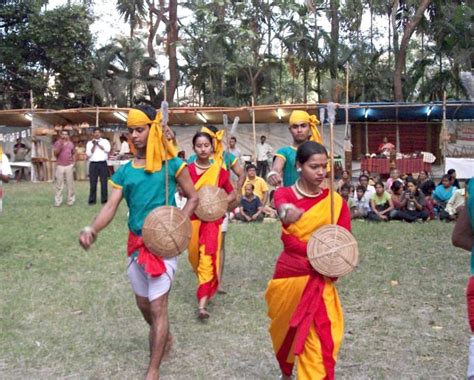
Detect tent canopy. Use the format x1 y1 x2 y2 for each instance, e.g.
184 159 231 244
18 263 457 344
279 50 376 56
0 101 472 128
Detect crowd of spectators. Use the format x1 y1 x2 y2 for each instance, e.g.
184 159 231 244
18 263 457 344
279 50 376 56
341 168 467 223
225 135 467 225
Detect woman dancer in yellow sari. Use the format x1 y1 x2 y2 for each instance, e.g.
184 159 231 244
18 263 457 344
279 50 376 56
266 141 351 379
188 130 235 319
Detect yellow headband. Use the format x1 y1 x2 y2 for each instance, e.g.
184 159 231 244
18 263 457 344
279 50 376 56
289 110 323 144
200 126 225 168
127 108 177 173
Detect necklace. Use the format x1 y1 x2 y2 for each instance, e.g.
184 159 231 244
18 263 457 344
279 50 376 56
195 161 211 170
295 179 322 198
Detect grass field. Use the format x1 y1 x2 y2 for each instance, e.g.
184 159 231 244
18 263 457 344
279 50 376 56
0 181 470 379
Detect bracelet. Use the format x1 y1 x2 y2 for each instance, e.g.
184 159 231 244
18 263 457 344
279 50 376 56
266 171 279 180
81 226 97 240
278 203 293 220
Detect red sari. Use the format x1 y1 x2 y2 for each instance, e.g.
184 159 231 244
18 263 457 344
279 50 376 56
266 187 351 380
187 162 233 301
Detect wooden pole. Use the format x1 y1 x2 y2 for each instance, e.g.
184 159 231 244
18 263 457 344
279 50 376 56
344 63 352 173
163 72 169 206
442 91 447 172
29 90 34 182
252 96 257 164
328 102 336 224
365 119 369 154
395 105 400 153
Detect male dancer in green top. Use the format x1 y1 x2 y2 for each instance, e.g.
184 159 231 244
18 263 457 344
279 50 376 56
267 110 322 187
79 105 198 380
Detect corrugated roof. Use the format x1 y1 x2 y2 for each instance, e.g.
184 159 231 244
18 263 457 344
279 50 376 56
0 101 472 128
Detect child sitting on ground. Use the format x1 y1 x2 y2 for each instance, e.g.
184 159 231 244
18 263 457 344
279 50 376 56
351 185 370 219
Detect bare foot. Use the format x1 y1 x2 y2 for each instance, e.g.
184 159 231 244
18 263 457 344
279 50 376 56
197 308 210 320
144 369 159 380
217 288 227 295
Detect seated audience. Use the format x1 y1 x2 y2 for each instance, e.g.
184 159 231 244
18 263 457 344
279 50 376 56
416 170 430 187
339 183 351 202
262 190 278 219
420 179 436 220
358 174 375 201
351 185 370 219
235 184 264 222
337 170 352 192
389 180 405 218
349 184 355 199
367 181 394 222
392 178 429 222
433 174 457 219
386 168 404 191
242 164 268 205
445 179 469 221
447 168 461 189
361 170 377 187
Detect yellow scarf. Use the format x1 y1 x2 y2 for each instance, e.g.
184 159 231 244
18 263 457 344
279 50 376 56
127 108 177 173
200 127 225 169
0 145 3 162
289 110 323 144
283 192 343 242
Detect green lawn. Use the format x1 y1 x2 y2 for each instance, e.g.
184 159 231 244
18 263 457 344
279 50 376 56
0 181 470 379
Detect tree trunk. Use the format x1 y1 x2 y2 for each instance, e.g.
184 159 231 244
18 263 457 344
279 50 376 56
388 9 391 67
393 0 431 102
370 3 373 55
391 0 399 57
314 9 321 99
303 67 308 103
267 5 272 94
167 0 178 103
329 0 339 101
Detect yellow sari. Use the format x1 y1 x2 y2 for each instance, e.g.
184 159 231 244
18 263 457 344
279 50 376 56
188 161 226 301
266 188 349 379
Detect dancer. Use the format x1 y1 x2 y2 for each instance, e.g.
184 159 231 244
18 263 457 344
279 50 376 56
452 178 474 379
187 130 236 319
189 125 245 293
267 110 322 187
79 105 198 380
266 141 351 379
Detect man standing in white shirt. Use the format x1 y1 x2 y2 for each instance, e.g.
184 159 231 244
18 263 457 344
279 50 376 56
0 144 13 213
86 129 111 205
256 135 272 179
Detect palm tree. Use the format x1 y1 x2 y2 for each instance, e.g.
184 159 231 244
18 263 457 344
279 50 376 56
116 0 146 38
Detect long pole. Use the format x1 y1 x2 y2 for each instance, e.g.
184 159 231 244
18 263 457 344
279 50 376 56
29 90 34 182
328 102 336 224
442 91 447 172
252 96 257 164
344 63 352 173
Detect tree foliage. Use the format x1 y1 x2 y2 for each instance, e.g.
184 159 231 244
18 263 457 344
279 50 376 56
0 2 94 109
0 0 472 109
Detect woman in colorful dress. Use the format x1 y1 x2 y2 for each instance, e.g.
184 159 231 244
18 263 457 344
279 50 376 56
187 130 235 319
266 141 351 379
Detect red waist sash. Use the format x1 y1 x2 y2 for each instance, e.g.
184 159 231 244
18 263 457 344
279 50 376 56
274 233 336 380
127 231 166 277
